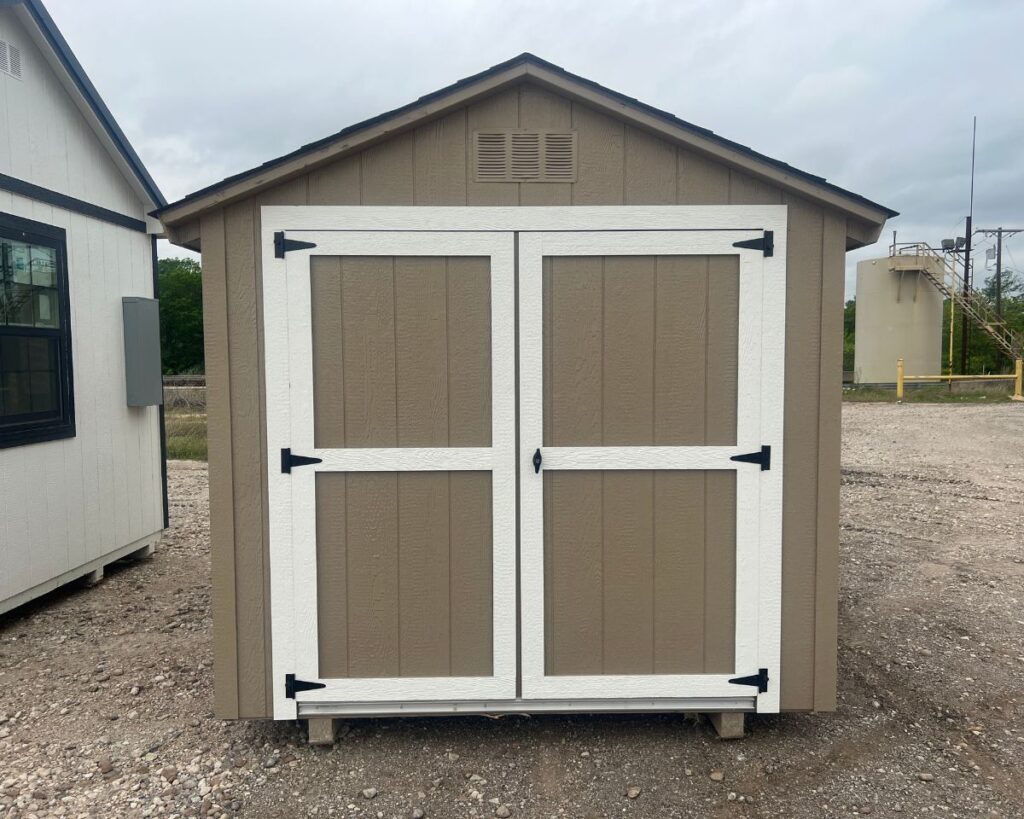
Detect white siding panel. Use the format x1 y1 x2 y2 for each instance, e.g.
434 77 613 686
0 59 10 172
53 208 86 568
0 191 163 614
0 10 143 218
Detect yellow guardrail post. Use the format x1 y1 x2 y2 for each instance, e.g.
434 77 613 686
896 358 904 403
1014 359 1023 401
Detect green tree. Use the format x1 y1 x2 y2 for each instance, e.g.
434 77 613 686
843 299 856 373
941 268 1024 374
158 257 204 374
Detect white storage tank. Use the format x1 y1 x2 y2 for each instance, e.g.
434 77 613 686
854 256 944 384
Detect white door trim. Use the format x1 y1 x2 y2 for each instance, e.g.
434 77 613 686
261 204 787 233
263 228 517 719
517 225 786 712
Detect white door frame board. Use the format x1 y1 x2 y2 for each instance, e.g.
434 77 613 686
261 205 787 233
263 228 517 719
517 223 786 712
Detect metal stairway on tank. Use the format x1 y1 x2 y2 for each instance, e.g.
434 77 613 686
889 243 1024 361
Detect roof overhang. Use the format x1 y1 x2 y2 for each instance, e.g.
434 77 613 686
155 53 895 249
6 0 166 217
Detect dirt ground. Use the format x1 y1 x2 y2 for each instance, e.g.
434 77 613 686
1 403 1022 819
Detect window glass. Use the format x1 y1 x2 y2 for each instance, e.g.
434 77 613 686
0 215 74 447
1 239 60 328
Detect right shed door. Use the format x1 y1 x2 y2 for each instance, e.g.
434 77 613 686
518 229 784 712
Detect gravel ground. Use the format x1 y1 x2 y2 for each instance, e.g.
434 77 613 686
1 403 1022 819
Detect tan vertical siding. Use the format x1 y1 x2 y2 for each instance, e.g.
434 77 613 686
624 126 676 204
677 149 729 204
202 209 239 718
518 85 572 206
207 81 846 716
541 255 739 676
448 473 494 676
814 212 847 710
309 256 494 678
361 131 415 205
600 258 656 674
308 156 360 205
466 88 519 205
777 195 825 710
315 473 348 676
310 257 345 448
571 104 624 205
414 110 467 205
223 200 268 718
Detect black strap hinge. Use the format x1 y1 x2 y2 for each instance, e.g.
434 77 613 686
729 667 769 693
730 445 771 471
274 231 317 258
281 447 323 474
732 230 774 257
284 673 326 699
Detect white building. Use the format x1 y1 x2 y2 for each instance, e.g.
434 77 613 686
0 0 166 613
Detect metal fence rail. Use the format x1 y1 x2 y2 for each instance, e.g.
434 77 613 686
896 357 1023 402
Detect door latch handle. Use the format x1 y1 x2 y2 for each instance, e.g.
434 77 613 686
532 448 542 474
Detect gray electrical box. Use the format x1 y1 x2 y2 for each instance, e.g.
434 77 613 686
122 297 163 407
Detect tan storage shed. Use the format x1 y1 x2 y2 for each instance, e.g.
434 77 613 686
155 55 895 726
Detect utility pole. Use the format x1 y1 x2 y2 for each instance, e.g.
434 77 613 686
973 227 1023 368
960 214 972 373
975 227 1023 317
960 117 977 374
995 230 1003 319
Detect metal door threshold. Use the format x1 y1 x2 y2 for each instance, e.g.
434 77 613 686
297 696 756 718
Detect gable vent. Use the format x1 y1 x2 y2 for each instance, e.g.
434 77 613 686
474 130 577 183
0 39 22 79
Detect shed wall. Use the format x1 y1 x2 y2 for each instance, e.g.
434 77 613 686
0 7 163 613
0 190 164 612
200 82 847 717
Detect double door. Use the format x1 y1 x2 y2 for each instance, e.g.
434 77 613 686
263 207 786 719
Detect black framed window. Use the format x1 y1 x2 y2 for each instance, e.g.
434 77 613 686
0 212 75 448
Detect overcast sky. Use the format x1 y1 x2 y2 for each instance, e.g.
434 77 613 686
46 0 1024 297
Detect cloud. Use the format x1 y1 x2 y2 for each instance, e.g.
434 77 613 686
42 0 1024 283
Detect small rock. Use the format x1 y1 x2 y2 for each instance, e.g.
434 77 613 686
97 757 114 774
446 752 460 762
917 773 934 782
727 792 737 801
709 771 724 782
411 809 426 819
495 807 511 818
161 766 178 782
626 787 641 799
362 787 378 799
261 756 278 769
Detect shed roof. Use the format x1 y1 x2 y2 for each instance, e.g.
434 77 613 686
6 0 165 209
155 53 896 238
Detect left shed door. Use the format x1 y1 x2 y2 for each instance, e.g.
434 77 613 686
263 229 517 718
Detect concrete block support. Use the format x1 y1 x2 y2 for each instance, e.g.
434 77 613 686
707 712 746 739
307 717 337 746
